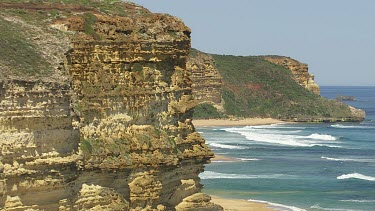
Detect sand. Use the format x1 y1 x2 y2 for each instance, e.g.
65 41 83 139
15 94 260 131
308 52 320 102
192 118 284 127
211 154 240 162
211 196 279 211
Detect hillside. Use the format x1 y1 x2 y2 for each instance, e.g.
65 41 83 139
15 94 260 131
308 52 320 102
189 50 365 122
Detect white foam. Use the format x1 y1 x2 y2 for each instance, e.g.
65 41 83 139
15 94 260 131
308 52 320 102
305 133 337 141
340 199 375 203
209 143 246 149
237 158 260 161
310 205 361 211
223 127 340 148
211 161 234 163
337 173 375 181
243 124 307 130
248 199 306 211
321 156 375 163
331 124 371 129
199 171 296 180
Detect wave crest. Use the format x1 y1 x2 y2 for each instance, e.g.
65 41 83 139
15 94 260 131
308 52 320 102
199 171 297 180
337 173 375 181
310 205 360 211
305 133 337 141
209 143 246 149
331 124 372 129
223 126 340 148
340 199 375 203
321 156 375 163
238 158 260 161
248 199 306 211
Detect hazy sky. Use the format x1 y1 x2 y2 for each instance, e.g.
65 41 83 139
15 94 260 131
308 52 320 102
130 0 375 86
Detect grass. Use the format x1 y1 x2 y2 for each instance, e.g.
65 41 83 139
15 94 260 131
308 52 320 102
208 53 353 120
82 12 101 39
2 0 148 17
0 16 51 76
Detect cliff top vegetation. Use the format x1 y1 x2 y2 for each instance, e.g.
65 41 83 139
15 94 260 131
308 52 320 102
190 49 362 122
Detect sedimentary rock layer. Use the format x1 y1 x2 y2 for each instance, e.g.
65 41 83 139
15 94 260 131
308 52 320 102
187 50 223 111
263 56 320 95
0 1 221 210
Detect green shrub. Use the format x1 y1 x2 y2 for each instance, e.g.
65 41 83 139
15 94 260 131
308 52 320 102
193 103 224 119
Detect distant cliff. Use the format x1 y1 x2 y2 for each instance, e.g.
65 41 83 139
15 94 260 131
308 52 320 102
0 1 221 210
262 56 320 95
188 50 365 122
186 49 224 112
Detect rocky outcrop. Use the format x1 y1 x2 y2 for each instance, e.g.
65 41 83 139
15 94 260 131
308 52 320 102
187 50 224 111
0 1 221 210
263 56 320 95
0 79 80 210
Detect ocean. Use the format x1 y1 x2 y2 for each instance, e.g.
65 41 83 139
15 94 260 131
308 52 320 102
198 86 375 211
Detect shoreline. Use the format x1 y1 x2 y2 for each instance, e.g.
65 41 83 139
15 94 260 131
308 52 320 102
211 195 305 211
211 196 282 211
192 118 285 127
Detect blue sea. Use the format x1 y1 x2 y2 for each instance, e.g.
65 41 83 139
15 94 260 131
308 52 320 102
198 86 375 211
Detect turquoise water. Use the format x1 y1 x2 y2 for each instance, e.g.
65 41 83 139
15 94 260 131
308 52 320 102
198 86 375 211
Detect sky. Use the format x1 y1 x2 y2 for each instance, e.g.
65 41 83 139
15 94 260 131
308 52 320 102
129 0 375 86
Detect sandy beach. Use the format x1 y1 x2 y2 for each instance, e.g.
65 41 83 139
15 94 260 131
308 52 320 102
192 118 284 127
211 196 279 211
211 154 240 162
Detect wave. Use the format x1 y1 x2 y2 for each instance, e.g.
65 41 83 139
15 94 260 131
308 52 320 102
321 156 375 163
340 199 375 203
306 134 337 141
209 143 247 149
310 205 360 211
337 173 375 181
199 171 297 180
248 199 306 211
223 127 340 148
331 124 372 129
232 124 307 130
237 158 260 161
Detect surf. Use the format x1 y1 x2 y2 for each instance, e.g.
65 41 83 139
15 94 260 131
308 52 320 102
337 173 375 181
200 171 297 180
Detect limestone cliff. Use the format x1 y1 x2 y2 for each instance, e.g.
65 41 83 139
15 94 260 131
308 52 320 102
0 1 221 210
186 49 224 112
263 56 320 95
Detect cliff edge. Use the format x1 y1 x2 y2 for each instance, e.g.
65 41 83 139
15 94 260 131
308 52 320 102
0 1 222 210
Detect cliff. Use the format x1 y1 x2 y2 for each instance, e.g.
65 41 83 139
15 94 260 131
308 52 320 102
188 51 364 122
263 56 320 95
0 1 221 210
186 49 224 112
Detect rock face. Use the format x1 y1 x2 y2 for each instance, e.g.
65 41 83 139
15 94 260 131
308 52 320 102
0 79 80 210
187 50 224 111
0 1 221 210
263 56 320 95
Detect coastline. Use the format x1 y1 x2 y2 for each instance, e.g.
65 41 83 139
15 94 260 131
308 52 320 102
211 196 280 211
192 118 284 127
